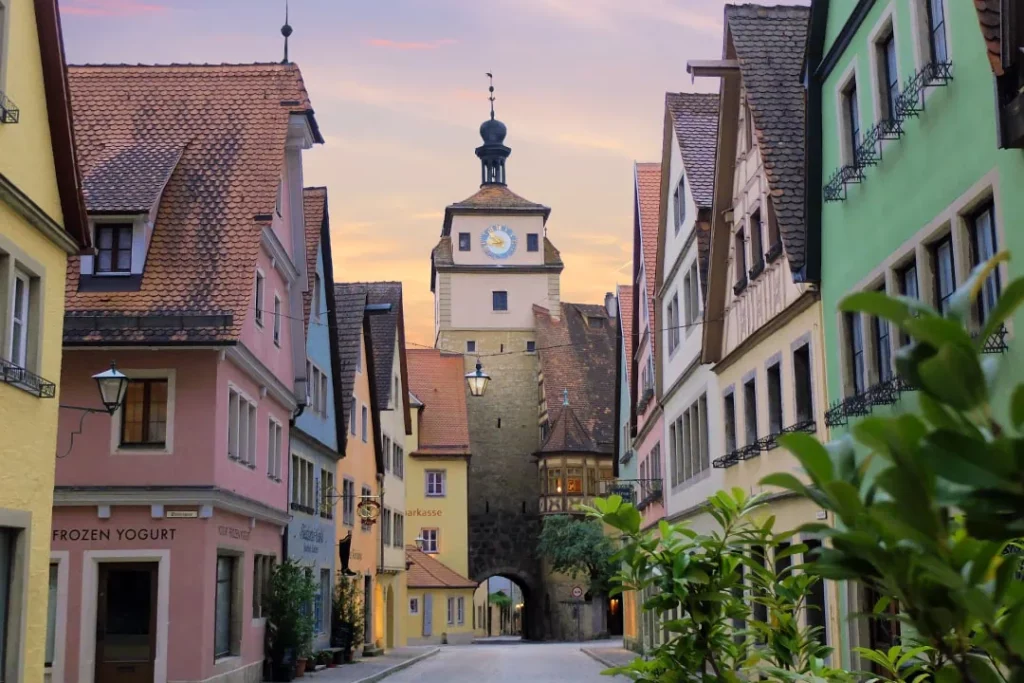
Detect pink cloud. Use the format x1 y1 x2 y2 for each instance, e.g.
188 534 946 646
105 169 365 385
365 38 456 51
61 0 168 17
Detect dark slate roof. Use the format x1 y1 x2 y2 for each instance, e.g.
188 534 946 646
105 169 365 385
339 282 402 411
82 142 184 213
665 92 719 209
333 287 367 431
726 4 809 272
539 404 599 453
534 303 617 454
301 187 327 329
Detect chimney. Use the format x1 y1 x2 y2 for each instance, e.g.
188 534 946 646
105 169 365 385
605 292 617 318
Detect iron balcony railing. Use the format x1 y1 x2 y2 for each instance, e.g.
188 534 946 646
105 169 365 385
599 479 663 509
0 91 18 124
1 357 56 398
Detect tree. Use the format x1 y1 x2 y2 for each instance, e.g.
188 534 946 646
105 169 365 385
536 514 618 593
266 558 318 677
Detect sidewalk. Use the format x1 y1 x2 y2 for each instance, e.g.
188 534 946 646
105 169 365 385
306 647 439 683
580 641 638 671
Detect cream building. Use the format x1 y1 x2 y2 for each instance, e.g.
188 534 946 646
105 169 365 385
689 4 841 658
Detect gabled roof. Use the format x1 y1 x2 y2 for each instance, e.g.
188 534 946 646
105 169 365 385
333 287 368 434
534 303 617 454
634 161 661 344
301 187 327 328
539 403 598 454
406 349 471 457
726 4 809 272
64 63 319 344
665 92 720 209
33 0 89 250
405 546 476 589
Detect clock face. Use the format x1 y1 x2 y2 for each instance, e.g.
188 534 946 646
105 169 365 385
480 225 518 260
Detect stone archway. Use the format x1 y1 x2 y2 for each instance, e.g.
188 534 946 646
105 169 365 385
472 567 543 641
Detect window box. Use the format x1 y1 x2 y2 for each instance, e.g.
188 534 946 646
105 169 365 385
733 276 748 296
765 241 783 263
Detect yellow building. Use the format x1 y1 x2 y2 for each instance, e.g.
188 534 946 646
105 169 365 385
332 286 386 654
689 4 841 658
404 348 477 645
0 1 90 681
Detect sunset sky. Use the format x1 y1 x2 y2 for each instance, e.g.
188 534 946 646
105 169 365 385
59 0 804 346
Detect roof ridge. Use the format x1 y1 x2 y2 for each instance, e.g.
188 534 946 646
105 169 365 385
69 61 302 69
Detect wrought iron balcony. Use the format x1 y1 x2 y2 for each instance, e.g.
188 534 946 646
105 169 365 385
976 323 1009 354
1 357 56 398
824 60 953 203
599 479 663 510
0 91 18 124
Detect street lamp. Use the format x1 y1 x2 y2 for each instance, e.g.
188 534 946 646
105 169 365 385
414 534 426 551
465 359 490 397
92 362 130 415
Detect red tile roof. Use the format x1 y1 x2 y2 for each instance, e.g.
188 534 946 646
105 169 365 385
405 546 476 589
64 63 318 344
407 349 471 457
450 184 549 212
302 187 327 328
635 162 661 349
617 284 634 390
974 0 1003 76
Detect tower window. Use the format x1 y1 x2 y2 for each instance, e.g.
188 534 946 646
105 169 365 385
527 234 539 252
466 340 476 353
458 233 471 251
492 291 508 311
526 341 536 353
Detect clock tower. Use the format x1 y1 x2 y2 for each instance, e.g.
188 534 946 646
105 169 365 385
429 98 562 640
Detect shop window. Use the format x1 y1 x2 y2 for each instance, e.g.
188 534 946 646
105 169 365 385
253 554 275 618
214 555 238 658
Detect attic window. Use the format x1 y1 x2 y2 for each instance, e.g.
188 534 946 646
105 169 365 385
587 316 604 329
95 223 133 274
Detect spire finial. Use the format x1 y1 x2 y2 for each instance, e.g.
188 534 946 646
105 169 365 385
486 71 495 120
562 388 569 407
281 0 293 64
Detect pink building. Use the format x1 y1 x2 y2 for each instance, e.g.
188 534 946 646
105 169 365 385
50 64 321 683
630 162 666 530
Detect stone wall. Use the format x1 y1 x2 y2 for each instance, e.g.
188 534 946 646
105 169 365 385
437 329 546 639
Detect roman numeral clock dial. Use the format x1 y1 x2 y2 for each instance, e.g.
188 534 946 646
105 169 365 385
481 225 517 259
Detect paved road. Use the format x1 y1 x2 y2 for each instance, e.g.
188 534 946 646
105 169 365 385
382 642 617 682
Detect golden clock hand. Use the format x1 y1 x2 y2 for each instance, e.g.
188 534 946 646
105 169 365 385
488 236 503 246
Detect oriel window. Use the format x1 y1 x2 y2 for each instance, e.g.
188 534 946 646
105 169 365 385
95 223 133 274
121 378 168 446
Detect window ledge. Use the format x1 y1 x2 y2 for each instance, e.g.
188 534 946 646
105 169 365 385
114 447 172 456
765 241 783 263
748 261 765 281
214 655 242 668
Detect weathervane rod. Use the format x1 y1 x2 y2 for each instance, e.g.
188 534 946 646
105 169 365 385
486 71 495 120
281 0 293 64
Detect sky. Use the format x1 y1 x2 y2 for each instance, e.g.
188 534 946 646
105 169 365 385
58 0 803 346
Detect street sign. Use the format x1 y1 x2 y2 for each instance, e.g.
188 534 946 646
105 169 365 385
166 510 198 519
570 585 583 599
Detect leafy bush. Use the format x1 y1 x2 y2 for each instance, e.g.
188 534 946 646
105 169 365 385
536 514 618 593
266 558 318 665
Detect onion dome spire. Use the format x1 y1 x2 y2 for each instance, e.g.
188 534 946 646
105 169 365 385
476 72 511 186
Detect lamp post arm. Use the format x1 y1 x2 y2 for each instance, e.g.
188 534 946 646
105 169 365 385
59 404 113 414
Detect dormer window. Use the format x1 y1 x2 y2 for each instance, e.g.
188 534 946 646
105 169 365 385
95 223 133 274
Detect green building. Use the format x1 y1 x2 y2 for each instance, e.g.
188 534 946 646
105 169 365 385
805 0 1024 667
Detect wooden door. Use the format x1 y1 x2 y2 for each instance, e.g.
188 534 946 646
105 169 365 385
423 593 433 637
96 563 157 683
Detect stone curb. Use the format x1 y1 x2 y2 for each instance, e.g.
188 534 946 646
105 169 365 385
580 647 619 670
348 647 440 683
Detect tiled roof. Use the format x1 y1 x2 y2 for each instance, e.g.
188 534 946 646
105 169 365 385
407 349 471 457
81 142 184 213
665 92 720 209
635 161 661 349
302 187 327 328
534 303 617 454
341 283 404 411
333 286 367 431
64 63 318 344
405 546 476 589
726 4 809 272
448 184 549 214
617 284 634 390
539 403 599 453
975 0 1003 76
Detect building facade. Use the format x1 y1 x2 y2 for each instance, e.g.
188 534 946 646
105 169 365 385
332 285 385 654
430 109 562 639
655 92 723 524
630 162 666 532
404 348 476 645
807 0 1024 667
286 187 344 652
0 1 89 681
690 2 840 661
51 63 321 683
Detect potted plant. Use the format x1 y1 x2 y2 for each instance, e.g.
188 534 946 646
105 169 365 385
265 559 317 682
332 576 364 663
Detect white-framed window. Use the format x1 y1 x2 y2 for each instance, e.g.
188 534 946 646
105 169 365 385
228 386 258 467
673 176 686 232
273 294 282 346
420 528 438 553
94 222 133 274
267 419 283 481
342 478 355 526
426 470 446 497
409 597 419 615
7 271 28 367
667 292 679 353
320 470 334 518
457 597 465 625
290 454 315 511
252 554 275 619
383 436 391 472
312 272 322 321
393 444 404 479
215 554 239 658
349 395 357 435
308 363 328 416
382 508 392 546
361 405 368 442
394 513 403 547
447 597 455 625
686 262 700 330
255 271 265 326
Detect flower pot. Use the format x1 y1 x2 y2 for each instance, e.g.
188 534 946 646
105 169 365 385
295 658 307 678
332 650 345 666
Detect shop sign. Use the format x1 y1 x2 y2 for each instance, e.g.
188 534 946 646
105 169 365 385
300 523 325 554
406 508 442 517
218 526 251 541
53 527 178 542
